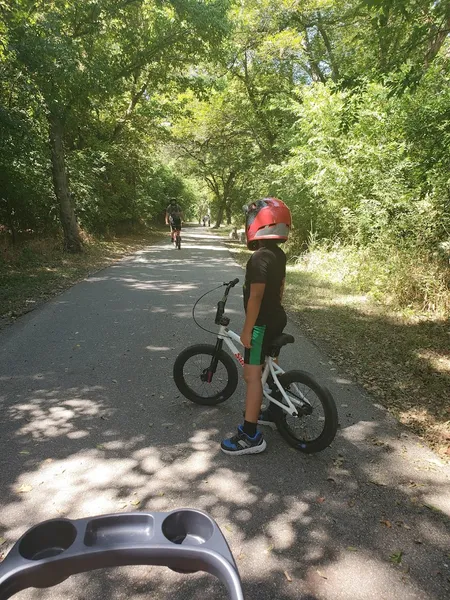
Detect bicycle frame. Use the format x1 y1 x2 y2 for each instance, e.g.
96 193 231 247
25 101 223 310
217 324 299 417
170 227 181 247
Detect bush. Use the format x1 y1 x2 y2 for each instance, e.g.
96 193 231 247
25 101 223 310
294 238 450 316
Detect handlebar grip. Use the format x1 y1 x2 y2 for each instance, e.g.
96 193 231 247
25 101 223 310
231 278 240 286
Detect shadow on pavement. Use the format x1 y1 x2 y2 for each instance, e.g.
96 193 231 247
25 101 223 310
0 228 449 600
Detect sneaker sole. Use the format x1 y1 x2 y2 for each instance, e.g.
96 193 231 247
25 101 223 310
221 439 267 456
257 419 276 429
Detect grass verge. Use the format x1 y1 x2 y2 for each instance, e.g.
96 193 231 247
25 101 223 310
226 241 450 459
0 230 165 326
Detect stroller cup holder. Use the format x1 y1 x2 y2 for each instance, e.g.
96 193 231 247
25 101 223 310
0 510 244 600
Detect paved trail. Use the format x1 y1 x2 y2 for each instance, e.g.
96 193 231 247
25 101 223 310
1 227 449 600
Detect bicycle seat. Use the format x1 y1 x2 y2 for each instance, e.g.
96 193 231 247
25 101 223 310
269 333 295 356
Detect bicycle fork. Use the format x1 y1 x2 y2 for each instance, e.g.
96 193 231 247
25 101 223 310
202 338 224 383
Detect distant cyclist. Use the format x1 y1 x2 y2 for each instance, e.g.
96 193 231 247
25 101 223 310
165 199 183 243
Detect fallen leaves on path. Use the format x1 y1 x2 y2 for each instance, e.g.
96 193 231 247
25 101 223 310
390 550 403 564
16 484 32 493
423 502 442 513
333 455 345 467
371 437 388 447
395 520 411 530
369 479 387 487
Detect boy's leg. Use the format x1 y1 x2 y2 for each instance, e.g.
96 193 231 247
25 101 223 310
260 314 287 418
220 326 267 455
243 364 264 433
243 323 266 426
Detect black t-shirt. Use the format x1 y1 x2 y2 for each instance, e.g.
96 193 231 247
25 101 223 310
167 203 182 216
243 244 286 325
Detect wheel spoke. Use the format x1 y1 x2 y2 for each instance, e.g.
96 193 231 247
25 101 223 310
284 383 325 441
183 353 229 399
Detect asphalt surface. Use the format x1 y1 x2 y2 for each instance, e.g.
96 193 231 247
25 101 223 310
1 226 449 600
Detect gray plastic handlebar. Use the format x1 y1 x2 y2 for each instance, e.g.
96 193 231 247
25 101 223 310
0 510 244 600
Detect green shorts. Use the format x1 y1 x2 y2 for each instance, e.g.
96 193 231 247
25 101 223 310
244 316 287 365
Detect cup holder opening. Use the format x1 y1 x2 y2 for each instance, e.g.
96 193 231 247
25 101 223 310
19 520 77 561
84 514 154 547
162 510 214 546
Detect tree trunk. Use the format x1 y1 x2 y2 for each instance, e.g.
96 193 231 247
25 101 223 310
6 197 16 245
226 204 232 225
317 11 340 82
215 201 225 228
48 112 83 253
424 16 450 69
302 30 327 84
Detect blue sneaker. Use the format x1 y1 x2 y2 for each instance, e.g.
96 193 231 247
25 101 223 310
221 425 267 455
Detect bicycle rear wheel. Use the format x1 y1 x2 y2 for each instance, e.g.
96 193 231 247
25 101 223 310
173 344 238 405
271 370 338 453
176 233 181 249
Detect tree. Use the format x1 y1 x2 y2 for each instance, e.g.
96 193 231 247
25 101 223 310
2 0 229 250
171 90 259 226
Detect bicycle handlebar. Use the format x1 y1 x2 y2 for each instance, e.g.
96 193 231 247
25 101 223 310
0 510 244 600
225 278 240 287
215 279 239 324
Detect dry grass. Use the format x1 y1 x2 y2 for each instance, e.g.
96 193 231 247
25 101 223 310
0 230 165 325
226 242 450 459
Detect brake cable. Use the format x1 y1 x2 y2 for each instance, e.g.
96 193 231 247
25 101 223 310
192 284 225 335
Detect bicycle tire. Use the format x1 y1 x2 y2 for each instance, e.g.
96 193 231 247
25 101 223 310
173 344 239 405
176 234 181 249
271 370 338 453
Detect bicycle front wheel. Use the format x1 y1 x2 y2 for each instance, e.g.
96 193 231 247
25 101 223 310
271 370 338 453
173 344 238 405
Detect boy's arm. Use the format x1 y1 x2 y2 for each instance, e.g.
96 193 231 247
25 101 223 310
280 278 285 302
241 283 265 348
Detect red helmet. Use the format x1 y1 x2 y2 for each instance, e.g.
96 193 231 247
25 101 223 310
245 197 291 249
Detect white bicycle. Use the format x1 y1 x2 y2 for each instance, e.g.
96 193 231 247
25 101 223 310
173 279 338 453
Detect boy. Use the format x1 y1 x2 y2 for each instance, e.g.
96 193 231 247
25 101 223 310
221 198 292 455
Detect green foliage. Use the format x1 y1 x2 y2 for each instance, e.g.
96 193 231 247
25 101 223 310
0 0 230 241
0 70 55 235
0 0 449 310
69 145 188 234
